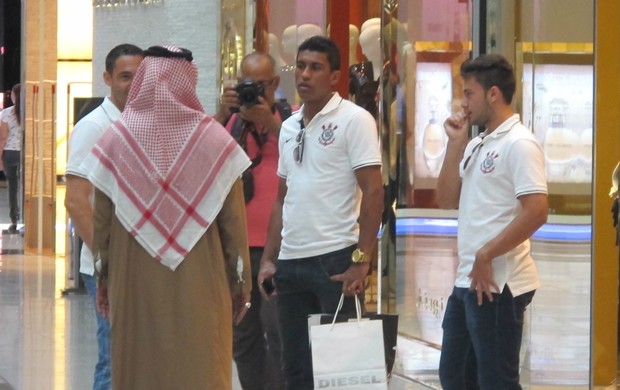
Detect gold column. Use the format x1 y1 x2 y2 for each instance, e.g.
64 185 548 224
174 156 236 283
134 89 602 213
593 0 620 385
23 0 57 252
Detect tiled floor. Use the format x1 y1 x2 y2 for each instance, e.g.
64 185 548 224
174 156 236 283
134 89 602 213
0 183 618 389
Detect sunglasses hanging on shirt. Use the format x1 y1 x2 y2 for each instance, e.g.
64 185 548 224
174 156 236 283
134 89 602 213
294 118 306 163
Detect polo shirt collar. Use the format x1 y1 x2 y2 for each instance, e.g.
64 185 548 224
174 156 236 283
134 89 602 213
318 92 343 115
101 96 122 122
482 114 520 140
299 92 343 122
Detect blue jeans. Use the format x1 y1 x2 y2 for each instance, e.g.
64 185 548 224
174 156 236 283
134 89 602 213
274 245 361 390
439 285 535 390
81 273 112 390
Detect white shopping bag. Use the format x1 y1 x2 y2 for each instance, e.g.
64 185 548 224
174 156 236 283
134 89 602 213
309 294 388 390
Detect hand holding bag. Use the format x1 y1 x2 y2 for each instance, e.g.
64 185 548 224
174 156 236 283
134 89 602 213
309 294 388 390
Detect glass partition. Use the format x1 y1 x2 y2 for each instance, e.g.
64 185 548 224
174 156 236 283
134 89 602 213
393 0 593 387
385 2 471 387
512 0 593 386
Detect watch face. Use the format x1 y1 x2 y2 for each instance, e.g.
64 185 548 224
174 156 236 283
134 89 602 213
352 248 365 263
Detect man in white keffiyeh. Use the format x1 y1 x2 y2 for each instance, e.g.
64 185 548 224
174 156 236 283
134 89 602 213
87 45 252 389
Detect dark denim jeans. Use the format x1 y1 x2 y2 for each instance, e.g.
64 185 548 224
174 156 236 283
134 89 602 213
274 244 360 390
81 273 111 390
439 285 535 390
234 247 284 390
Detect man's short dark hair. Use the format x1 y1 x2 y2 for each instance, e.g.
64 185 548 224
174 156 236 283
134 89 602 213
105 43 144 74
297 36 341 71
460 54 516 104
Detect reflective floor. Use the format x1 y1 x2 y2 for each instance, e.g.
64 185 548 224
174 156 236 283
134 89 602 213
0 183 618 389
0 183 246 389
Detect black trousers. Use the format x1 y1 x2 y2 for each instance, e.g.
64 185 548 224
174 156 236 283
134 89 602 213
2 150 20 224
233 247 285 390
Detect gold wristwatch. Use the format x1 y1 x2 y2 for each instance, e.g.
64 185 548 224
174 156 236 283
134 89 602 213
351 248 369 263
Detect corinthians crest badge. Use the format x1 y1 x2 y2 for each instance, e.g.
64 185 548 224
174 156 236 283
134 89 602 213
318 123 338 146
480 150 499 173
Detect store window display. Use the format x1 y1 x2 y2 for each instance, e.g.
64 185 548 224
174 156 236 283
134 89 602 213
298 23 323 42
281 24 299 64
359 23 381 78
350 22 381 119
327 23 360 66
268 32 286 68
279 23 324 104
412 64 452 180
279 25 298 104
348 24 360 65
521 65 594 185
282 23 324 62
361 17 381 35
254 1 600 387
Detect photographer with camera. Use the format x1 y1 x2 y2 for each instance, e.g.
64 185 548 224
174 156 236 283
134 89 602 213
216 52 290 390
216 55 288 135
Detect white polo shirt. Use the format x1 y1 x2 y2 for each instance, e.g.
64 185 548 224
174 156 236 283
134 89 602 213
66 97 120 276
277 92 381 259
456 114 547 296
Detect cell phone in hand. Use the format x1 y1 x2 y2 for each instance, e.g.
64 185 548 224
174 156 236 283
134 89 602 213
261 278 275 295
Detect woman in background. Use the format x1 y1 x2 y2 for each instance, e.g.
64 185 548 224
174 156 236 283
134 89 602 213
0 84 22 233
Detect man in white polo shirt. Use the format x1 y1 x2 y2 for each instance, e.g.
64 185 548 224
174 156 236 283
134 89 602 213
65 43 143 390
257 36 383 390
436 54 548 390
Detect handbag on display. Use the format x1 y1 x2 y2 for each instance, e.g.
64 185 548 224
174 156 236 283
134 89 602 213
308 294 396 390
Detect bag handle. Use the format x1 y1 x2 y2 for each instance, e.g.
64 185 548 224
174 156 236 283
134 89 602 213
330 293 362 328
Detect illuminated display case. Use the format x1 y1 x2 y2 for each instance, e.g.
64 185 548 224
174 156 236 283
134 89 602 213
518 47 594 215
523 62 593 185
413 62 451 181
407 47 468 192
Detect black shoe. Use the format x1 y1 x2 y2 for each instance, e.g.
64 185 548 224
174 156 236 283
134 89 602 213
8 224 17 233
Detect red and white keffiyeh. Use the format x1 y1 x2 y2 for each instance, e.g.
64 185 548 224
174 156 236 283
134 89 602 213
85 46 250 271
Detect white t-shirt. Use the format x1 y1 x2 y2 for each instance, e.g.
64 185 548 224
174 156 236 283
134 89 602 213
66 97 120 276
277 92 381 259
0 106 22 151
456 114 547 296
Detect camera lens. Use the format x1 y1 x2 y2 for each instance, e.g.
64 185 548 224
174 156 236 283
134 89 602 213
240 90 257 105
235 79 264 107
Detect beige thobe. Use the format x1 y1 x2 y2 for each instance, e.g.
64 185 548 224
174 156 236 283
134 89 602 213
93 180 251 390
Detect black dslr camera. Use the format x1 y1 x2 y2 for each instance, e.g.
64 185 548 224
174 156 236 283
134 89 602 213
230 79 265 112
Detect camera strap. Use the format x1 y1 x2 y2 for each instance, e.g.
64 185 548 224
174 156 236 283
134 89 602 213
230 100 291 170
231 118 265 169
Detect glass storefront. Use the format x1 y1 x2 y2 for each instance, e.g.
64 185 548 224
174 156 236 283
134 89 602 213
235 0 596 388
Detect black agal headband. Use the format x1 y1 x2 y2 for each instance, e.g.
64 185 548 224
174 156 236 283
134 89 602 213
143 45 193 62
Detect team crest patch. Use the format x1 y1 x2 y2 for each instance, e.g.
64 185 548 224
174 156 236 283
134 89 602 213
480 150 499 173
318 123 337 146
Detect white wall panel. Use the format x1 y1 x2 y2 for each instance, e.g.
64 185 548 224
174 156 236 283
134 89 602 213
92 0 221 113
